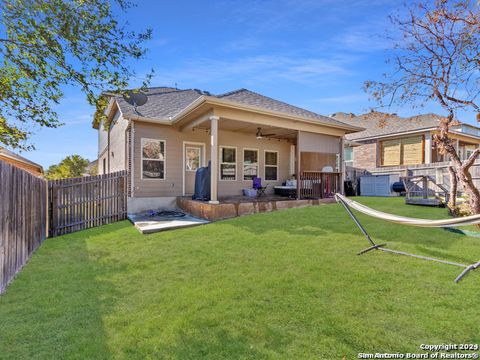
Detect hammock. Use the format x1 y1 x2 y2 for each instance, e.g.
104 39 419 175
334 193 480 283
335 193 480 227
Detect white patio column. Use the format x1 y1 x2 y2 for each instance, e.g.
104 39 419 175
424 132 432 164
209 115 220 204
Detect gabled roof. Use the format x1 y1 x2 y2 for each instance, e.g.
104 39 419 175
105 87 361 132
0 147 43 171
331 111 451 140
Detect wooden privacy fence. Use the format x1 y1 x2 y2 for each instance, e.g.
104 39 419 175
48 171 127 237
299 171 341 199
0 160 47 293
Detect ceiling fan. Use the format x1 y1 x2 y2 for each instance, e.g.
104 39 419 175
256 127 275 139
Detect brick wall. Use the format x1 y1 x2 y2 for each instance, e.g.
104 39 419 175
353 140 377 170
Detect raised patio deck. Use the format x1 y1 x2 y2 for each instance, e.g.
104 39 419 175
177 195 336 221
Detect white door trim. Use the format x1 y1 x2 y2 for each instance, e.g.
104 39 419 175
182 141 206 196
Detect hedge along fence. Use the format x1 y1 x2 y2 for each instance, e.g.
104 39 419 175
0 160 128 294
0 160 47 294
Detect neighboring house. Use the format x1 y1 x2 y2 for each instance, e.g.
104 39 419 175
331 111 480 188
0 147 43 177
84 159 98 176
94 87 362 212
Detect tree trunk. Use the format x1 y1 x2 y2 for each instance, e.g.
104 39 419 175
447 166 457 210
436 114 480 216
445 148 480 215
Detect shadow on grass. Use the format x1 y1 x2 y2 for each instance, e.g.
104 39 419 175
224 203 478 263
0 222 133 359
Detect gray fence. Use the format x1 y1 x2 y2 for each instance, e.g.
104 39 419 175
0 160 47 293
48 171 127 237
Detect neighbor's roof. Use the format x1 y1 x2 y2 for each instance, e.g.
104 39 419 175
330 111 454 141
0 147 43 171
106 87 362 132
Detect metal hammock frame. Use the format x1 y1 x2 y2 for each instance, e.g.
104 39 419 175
335 193 480 283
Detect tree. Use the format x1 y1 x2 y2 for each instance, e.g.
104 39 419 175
45 155 90 179
365 0 480 214
0 0 152 150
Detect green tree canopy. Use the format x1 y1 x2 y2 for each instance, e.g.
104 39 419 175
0 0 152 150
45 154 90 179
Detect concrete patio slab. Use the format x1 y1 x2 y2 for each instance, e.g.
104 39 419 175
128 211 209 234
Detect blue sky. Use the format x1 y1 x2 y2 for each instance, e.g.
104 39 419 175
22 0 467 168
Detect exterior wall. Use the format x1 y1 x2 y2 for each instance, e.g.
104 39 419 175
97 110 128 174
0 156 43 177
352 139 378 170
298 131 341 154
108 111 128 172
98 123 108 157
132 122 292 198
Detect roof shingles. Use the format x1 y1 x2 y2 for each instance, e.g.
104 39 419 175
112 87 359 130
331 111 446 140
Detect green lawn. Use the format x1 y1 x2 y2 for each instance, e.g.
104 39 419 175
1 197 479 359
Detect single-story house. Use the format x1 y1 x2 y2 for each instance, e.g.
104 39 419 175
94 87 362 212
331 111 480 189
0 147 43 177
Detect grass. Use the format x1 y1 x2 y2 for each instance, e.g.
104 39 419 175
1 197 479 359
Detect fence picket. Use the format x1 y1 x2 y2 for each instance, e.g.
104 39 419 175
47 171 127 236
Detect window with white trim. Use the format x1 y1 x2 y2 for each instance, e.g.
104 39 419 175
264 151 278 181
243 149 258 180
141 138 165 179
220 147 236 180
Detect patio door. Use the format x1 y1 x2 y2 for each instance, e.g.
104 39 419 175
183 142 205 196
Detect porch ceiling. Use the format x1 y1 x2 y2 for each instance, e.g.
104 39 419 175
194 118 297 141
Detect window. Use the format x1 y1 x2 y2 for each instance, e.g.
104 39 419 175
344 146 354 162
185 146 201 171
141 138 165 179
103 158 106 175
264 151 278 181
220 147 236 180
380 136 423 166
243 149 258 180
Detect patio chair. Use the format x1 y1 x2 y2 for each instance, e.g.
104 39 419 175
252 177 268 196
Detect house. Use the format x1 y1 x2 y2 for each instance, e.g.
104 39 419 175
331 111 480 188
94 87 362 213
0 147 43 177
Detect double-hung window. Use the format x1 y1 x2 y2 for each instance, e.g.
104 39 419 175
220 147 236 180
264 151 278 181
243 149 258 180
141 138 166 179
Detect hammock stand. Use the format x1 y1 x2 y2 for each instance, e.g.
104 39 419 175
335 193 480 283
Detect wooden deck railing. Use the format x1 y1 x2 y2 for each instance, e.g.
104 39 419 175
299 171 341 199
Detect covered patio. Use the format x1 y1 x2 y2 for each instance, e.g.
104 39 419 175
176 99 351 204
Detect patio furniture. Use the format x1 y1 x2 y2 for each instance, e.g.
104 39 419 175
253 177 267 196
274 179 297 198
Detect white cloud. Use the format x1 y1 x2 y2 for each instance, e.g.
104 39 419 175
152 54 355 87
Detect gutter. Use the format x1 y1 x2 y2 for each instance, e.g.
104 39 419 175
350 127 480 143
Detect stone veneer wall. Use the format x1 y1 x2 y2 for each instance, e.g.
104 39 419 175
177 197 336 221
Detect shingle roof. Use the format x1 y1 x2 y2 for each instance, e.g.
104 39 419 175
217 89 355 128
0 147 43 170
115 88 204 119
111 87 360 130
330 111 447 140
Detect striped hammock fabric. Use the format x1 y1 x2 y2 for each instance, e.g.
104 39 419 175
335 193 480 228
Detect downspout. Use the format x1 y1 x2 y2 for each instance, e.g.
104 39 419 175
131 120 135 197
107 127 111 173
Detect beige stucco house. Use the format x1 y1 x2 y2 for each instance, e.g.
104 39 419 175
95 87 362 212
